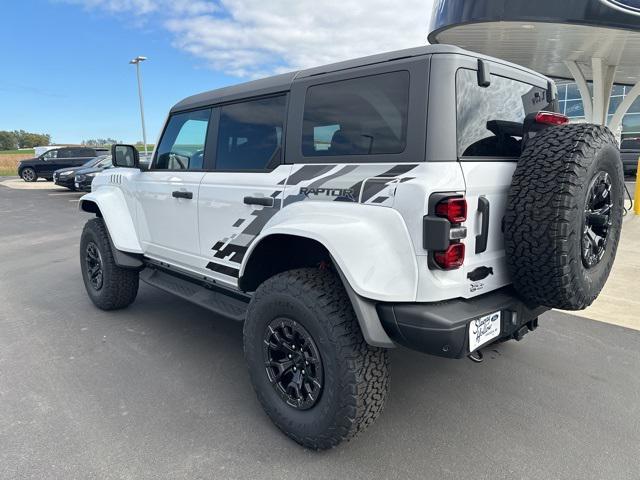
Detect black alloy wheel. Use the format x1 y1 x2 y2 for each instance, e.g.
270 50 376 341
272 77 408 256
263 318 323 410
21 168 36 182
85 241 104 291
582 171 613 269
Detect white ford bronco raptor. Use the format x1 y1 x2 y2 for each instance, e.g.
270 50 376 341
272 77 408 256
78 45 624 449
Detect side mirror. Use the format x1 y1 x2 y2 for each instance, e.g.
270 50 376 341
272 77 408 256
111 144 139 168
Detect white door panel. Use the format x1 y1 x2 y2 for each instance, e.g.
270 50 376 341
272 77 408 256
198 165 293 284
135 171 205 269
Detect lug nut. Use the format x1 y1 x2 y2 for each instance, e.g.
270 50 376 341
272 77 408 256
302 370 305 374
288 354 292 359
293 366 297 371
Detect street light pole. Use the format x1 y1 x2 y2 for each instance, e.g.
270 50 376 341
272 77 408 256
129 56 148 155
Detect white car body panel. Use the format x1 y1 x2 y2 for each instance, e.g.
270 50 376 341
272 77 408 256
79 179 142 253
197 165 293 286
243 201 419 302
134 170 205 271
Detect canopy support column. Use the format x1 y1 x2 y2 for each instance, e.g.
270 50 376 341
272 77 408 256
609 81 640 139
591 57 616 125
564 60 593 122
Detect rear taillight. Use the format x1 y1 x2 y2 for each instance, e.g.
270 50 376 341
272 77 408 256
426 195 467 270
535 111 569 126
435 197 467 224
434 243 465 270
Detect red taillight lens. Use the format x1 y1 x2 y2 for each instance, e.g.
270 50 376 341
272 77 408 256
434 243 465 270
535 111 569 126
435 197 467 224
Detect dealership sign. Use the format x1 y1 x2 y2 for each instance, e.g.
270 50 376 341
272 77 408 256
603 0 640 13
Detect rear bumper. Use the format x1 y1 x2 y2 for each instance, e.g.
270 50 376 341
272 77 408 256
377 287 548 358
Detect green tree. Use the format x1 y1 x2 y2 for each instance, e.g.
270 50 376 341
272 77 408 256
0 131 18 150
12 130 51 148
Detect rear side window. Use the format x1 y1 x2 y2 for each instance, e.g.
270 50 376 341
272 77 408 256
456 68 550 158
302 71 410 157
216 95 286 171
57 148 73 158
155 108 211 170
73 148 96 157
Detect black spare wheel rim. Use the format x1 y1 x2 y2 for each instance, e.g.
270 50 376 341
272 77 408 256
85 241 104 291
582 171 613 269
263 318 323 410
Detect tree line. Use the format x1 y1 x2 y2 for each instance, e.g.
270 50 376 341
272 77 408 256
0 130 52 150
81 138 122 147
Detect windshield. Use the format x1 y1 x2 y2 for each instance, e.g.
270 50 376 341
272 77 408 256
85 155 107 167
96 156 112 168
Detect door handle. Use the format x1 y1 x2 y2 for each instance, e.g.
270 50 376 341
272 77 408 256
475 196 490 254
243 196 274 207
172 190 193 199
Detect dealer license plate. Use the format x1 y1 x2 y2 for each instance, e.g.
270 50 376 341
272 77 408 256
469 311 501 352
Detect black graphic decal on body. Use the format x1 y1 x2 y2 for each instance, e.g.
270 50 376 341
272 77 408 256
206 163 420 275
205 262 240 278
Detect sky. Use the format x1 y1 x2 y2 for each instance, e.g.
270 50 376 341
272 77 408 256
0 0 434 144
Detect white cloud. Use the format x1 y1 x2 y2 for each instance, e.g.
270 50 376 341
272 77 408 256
61 0 435 78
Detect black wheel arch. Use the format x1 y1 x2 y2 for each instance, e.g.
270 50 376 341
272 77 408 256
79 199 103 217
239 234 332 292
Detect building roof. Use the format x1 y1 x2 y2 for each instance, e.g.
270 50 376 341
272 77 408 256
428 0 640 85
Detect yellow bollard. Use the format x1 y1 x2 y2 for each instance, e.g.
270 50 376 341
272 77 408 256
635 157 640 215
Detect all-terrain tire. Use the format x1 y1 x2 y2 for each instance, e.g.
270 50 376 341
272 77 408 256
80 218 139 310
504 124 624 310
243 268 389 450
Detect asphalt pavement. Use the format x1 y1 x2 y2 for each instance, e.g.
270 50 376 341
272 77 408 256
1 181 639 480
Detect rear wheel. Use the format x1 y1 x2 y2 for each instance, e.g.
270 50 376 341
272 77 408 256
504 124 624 310
20 168 37 182
243 268 389 450
80 218 139 310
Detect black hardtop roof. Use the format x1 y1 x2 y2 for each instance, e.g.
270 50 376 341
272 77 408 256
171 44 548 113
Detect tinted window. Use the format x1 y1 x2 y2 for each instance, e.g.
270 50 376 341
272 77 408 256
621 139 640 150
155 109 211 170
56 148 72 158
456 69 551 158
72 148 96 157
216 96 286 171
302 71 409 157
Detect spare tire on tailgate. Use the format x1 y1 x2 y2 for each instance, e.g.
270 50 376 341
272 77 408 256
504 124 624 310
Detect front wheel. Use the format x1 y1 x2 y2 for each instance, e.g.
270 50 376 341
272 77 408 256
20 168 37 182
243 268 389 450
80 218 139 310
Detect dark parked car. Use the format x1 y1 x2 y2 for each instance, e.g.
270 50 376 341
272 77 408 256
620 138 639 177
53 155 110 190
74 153 151 191
17 146 108 182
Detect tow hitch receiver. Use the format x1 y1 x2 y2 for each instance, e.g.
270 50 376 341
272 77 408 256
514 318 539 341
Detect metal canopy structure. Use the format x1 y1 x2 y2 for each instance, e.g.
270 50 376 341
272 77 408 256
428 0 640 137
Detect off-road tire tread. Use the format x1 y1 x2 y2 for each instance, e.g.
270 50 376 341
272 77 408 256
504 124 623 309
244 268 389 450
81 218 139 310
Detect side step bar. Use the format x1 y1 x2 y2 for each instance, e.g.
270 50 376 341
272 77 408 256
140 267 249 321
